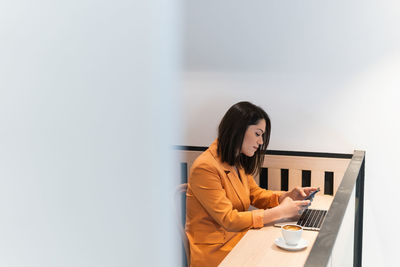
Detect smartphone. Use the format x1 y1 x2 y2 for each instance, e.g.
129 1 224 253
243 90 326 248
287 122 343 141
305 187 320 201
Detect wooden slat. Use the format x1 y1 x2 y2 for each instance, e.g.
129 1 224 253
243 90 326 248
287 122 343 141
268 168 281 191
288 169 302 191
311 170 325 194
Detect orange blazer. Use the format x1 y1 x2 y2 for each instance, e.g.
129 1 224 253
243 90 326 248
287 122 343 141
185 139 281 267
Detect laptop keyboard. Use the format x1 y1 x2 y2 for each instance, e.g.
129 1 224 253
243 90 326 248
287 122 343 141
297 209 327 231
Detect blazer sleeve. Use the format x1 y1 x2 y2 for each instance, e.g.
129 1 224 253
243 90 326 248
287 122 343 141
189 162 264 231
248 175 281 209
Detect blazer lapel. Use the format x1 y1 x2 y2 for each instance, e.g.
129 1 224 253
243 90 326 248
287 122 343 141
225 165 248 211
208 138 249 210
238 168 250 196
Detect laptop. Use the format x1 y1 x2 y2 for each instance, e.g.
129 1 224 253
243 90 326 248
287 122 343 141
274 208 328 231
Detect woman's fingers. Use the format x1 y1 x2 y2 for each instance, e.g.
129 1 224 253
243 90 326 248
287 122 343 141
296 200 310 207
291 187 306 199
304 187 318 195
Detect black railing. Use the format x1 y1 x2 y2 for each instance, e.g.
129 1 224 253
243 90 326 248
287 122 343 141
304 150 365 267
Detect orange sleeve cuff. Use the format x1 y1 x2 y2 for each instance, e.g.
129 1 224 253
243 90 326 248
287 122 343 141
251 209 264 228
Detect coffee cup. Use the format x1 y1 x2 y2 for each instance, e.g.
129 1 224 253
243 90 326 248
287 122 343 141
281 224 302 246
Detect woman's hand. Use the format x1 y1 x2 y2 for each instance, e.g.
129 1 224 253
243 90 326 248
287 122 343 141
262 187 318 224
278 197 310 219
279 187 318 202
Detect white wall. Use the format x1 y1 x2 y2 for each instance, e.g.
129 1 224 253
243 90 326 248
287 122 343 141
181 0 400 266
0 1 180 266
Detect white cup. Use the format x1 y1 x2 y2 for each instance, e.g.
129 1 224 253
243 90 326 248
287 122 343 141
281 224 303 246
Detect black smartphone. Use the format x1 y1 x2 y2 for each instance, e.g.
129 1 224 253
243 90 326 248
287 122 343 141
305 187 320 201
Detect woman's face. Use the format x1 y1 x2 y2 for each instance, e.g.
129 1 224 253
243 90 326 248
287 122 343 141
240 119 266 157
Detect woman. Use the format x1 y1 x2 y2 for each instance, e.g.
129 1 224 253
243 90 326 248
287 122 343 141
185 101 317 267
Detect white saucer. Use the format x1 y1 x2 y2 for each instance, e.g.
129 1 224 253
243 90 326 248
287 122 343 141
274 237 308 251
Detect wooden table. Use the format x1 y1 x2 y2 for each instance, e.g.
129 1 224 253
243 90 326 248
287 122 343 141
219 195 334 267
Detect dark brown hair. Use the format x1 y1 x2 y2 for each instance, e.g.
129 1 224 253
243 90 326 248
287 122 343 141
217 101 271 175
